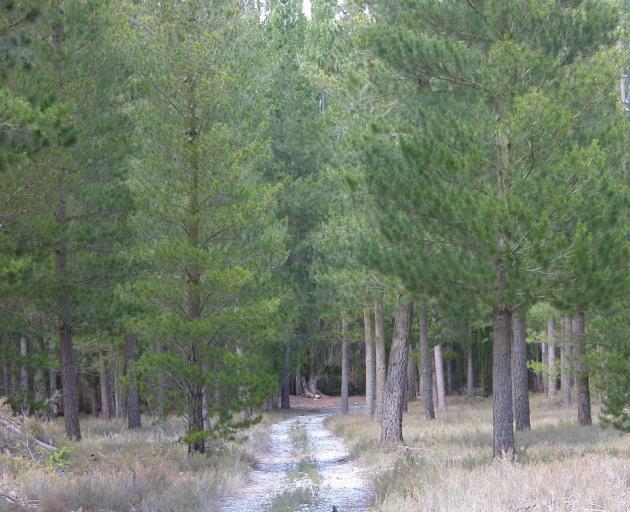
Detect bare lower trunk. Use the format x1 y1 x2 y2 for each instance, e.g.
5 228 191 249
280 343 290 409
187 384 205 454
48 338 58 418
363 305 375 418
547 319 557 398
573 313 591 426
59 320 80 440
419 309 435 419
540 341 548 395
511 308 530 430
156 343 165 417
125 333 142 429
380 302 412 445
340 316 349 415
434 344 446 410
492 306 514 458
466 341 474 395
20 338 29 414
99 350 111 419
34 339 46 405
374 301 386 420
561 317 572 406
406 351 417 402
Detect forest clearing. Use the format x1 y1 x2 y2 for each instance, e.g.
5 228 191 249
1 0 629 511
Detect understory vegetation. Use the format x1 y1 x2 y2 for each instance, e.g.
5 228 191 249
328 396 630 511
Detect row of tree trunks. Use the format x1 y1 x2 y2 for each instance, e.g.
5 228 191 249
547 318 557 398
380 301 412 445
561 317 573 406
125 333 142 429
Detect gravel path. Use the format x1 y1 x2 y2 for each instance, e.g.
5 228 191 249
221 411 369 512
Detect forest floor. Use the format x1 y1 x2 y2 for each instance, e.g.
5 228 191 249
327 394 630 512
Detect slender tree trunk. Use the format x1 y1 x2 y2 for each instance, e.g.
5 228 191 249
341 316 349 415
573 313 591 426
419 309 435 419
541 341 548 395
363 304 375 418
380 302 412 445
561 316 572 406
187 385 205 454
125 333 142 429
99 350 111 419
374 301 386 420
446 357 453 396
19 338 29 414
547 319 557 398
433 344 446 410
492 306 514 458
156 343 165 417
407 351 417 402
34 338 46 405
466 340 474 395
511 308 530 430
48 338 58 418
281 343 291 409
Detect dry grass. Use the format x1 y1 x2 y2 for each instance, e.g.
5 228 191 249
327 395 630 512
0 413 274 512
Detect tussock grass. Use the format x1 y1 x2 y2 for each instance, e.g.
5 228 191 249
0 413 273 512
327 395 630 511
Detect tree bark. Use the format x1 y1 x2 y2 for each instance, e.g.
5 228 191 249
540 341 548 395
466 340 474 395
281 342 291 409
48 338 58 418
380 302 412 445
573 313 591 426
419 309 435 419
340 316 349 415
374 300 386 420
34 338 46 405
19 338 29 414
406 350 417 402
363 304 375 418
187 385 205 454
125 333 142 429
561 316 572 406
492 306 514 458
511 308 530 430
547 318 557 398
99 350 111 419
433 344 446 410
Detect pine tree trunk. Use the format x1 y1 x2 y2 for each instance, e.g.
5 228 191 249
34 339 46 405
187 385 205 454
155 343 165 417
547 319 557 398
446 357 453 396
380 302 412 445
56 184 81 440
281 343 291 409
374 300 386 420
341 316 349 415
99 350 111 419
19 338 29 414
125 333 142 429
561 316 572 406
511 308 530 430
466 340 474 396
492 306 514 458
434 344 446 410
48 338 58 418
573 313 591 426
419 309 435 419
363 304 375 418
541 341 548 395
407 351 417 402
